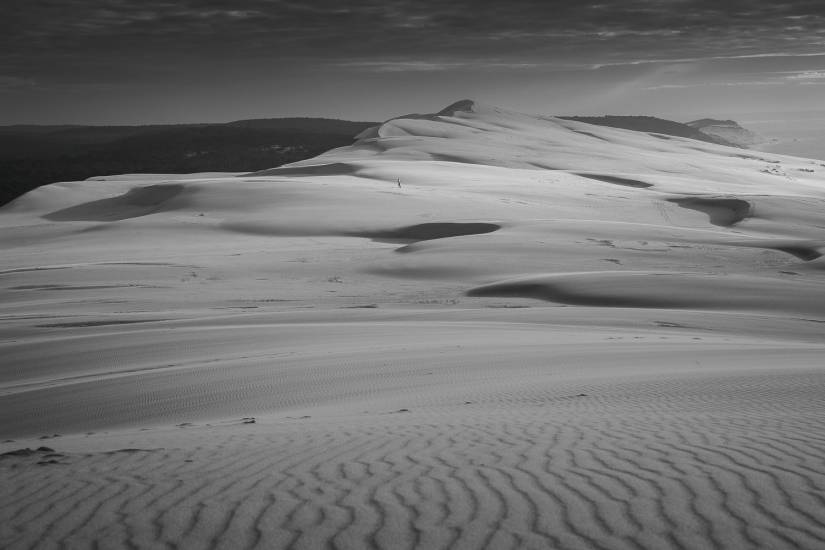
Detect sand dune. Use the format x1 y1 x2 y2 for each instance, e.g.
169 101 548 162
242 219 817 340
2 100 825 549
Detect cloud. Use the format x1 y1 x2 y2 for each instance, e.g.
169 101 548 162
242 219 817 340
592 51 825 69
7 1 825 65
643 81 784 90
7 0 825 121
337 61 463 72
334 59 565 72
786 70 825 79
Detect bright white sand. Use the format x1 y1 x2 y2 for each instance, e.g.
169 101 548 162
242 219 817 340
2 100 825 549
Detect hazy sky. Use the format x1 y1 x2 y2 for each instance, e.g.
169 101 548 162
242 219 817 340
4 1 825 124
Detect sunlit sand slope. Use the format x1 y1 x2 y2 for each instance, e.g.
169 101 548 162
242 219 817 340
2 101 825 549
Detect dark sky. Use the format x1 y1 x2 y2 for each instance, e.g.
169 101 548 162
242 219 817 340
4 1 825 124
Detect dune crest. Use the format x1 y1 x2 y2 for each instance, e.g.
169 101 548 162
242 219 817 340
247 162 361 178
437 98 477 116
43 184 185 221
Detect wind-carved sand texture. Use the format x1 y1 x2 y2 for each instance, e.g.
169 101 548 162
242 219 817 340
2 100 825 549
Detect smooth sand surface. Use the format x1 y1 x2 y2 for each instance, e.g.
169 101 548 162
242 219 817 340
2 100 825 549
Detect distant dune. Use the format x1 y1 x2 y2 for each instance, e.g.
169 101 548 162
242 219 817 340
2 100 825 549
687 118 766 148
559 114 742 147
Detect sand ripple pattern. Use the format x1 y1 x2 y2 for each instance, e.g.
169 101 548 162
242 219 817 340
3 369 825 550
